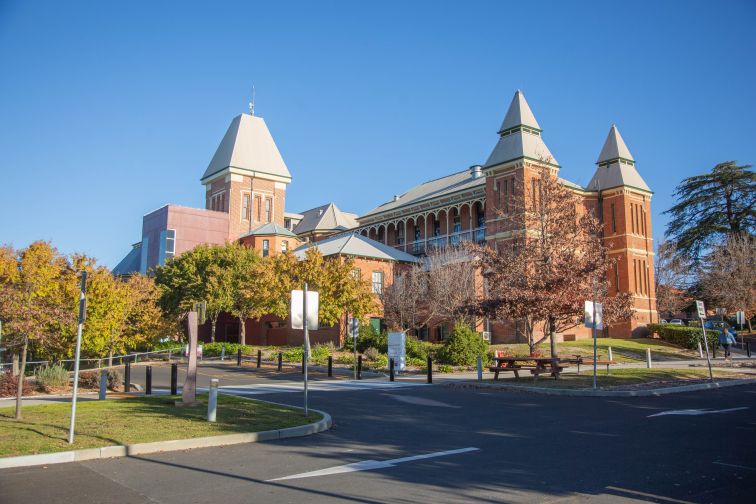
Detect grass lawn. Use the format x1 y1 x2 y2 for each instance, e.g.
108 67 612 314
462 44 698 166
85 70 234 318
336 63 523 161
0 394 320 457
490 338 699 363
487 368 752 390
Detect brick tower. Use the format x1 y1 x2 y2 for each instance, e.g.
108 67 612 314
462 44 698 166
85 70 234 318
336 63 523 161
587 125 657 336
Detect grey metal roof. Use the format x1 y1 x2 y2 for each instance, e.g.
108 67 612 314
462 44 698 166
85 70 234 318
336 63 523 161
112 243 141 276
293 233 419 263
201 114 291 183
293 203 358 235
360 168 486 219
240 223 297 238
597 125 635 163
499 90 541 132
587 125 650 192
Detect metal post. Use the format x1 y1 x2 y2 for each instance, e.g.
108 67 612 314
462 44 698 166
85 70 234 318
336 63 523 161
257 349 261 368
701 319 713 382
327 356 332 377
357 355 362 380
220 344 225 361
390 358 395 382
277 352 282 371
237 348 242 366
302 352 305 374
592 299 597 390
303 283 309 417
207 379 218 422
99 369 107 400
698 341 704 359
646 348 652 369
476 355 483 382
427 356 433 384
608 346 613 362
145 366 152 395
124 361 131 393
68 272 87 445
170 363 178 395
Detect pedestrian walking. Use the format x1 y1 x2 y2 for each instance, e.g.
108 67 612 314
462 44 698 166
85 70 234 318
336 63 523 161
719 326 737 359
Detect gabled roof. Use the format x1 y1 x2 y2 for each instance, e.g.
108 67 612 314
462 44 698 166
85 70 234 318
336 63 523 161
587 125 651 193
201 113 291 184
293 203 359 235
597 125 634 163
361 168 485 219
293 233 419 263
112 243 142 276
485 90 559 168
240 223 297 238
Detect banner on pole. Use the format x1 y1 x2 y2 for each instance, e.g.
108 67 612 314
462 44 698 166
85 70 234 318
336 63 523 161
291 290 319 330
584 301 603 330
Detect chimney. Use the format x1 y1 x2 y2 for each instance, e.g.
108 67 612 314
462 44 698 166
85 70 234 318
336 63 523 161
393 195 400 202
470 165 483 179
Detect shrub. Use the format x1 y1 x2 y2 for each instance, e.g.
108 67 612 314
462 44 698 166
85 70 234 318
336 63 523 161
334 354 355 365
356 325 388 353
107 369 121 391
202 342 253 357
437 322 489 366
36 364 70 391
0 372 34 397
282 346 304 363
78 370 102 389
437 364 453 373
367 354 388 369
653 324 718 350
310 344 331 362
406 357 426 368
363 347 380 361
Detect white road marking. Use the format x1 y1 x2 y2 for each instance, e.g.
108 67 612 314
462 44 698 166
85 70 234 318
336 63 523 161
569 430 619 437
209 380 427 396
647 407 748 418
380 394 460 408
605 486 696 504
267 447 480 482
713 461 756 471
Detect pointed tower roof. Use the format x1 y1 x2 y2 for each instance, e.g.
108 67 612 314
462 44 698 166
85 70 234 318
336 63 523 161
484 90 558 168
499 90 541 133
587 125 650 193
201 113 291 184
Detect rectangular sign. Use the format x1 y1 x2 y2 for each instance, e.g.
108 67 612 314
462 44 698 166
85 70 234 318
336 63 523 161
291 290 319 331
695 300 706 319
584 301 603 330
387 332 406 371
736 311 745 325
349 318 360 339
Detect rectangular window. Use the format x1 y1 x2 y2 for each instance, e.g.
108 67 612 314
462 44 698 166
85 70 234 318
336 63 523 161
641 208 647 237
165 229 176 261
351 268 361 280
242 194 250 220
611 203 616 233
262 239 269 257
532 179 537 210
504 179 509 213
281 240 288 253
265 198 272 223
614 263 620 292
371 271 384 294
494 180 500 209
254 196 262 221
633 259 638 293
630 204 635 234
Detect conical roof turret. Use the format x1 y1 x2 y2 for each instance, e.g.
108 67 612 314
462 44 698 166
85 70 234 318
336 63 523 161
587 125 650 192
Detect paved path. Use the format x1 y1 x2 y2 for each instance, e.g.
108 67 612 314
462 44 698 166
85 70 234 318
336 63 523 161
1 373 755 502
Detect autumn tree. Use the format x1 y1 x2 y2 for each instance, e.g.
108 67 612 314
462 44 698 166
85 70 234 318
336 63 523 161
654 240 692 320
473 167 633 356
700 235 755 330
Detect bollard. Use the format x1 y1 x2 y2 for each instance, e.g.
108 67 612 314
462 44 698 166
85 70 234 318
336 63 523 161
145 366 152 395
237 348 242 366
257 350 261 368
99 369 107 400
747 341 751 358
207 379 218 422
357 355 363 380
277 352 282 371
646 348 652 369
390 358 395 382
327 356 333 377
220 344 226 361
302 352 305 374
170 363 178 395
427 356 433 384
698 341 704 359
712 343 717 359
124 361 131 393
608 346 613 362
476 355 483 382
168 349 172 362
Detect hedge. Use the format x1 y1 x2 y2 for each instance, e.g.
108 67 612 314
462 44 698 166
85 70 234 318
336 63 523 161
647 323 718 350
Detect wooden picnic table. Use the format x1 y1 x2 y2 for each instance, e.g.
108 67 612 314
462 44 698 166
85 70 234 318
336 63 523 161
489 356 570 380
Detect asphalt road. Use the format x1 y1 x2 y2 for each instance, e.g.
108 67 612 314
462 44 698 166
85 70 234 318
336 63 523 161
1 369 755 503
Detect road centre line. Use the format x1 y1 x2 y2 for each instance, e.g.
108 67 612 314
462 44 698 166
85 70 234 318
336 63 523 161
713 461 756 471
647 407 748 418
267 447 480 481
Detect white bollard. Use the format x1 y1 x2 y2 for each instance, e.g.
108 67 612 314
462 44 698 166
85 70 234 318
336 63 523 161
477 355 483 382
208 379 218 422
646 348 652 369
608 347 613 361
697 341 704 359
221 344 226 361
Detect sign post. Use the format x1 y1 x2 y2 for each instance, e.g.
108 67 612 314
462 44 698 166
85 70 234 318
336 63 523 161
68 271 87 444
585 300 603 390
349 317 359 380
292 286 318 417
696 300 713 382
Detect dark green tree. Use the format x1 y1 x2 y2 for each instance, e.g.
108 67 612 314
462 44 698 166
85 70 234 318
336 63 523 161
664 161 755 261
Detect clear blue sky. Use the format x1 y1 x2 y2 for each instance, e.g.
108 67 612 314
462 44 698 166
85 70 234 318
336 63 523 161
1 0 754 267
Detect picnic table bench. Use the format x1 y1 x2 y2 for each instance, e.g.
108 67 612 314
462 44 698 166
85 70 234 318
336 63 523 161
568 355 617 374
490 356 570 380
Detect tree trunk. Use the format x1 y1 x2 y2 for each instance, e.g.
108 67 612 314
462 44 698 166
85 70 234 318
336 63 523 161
239 317 246 346
108 348 114 368
11 352 19 377
548 316 557 358
210 319 217 343
15 336 28 420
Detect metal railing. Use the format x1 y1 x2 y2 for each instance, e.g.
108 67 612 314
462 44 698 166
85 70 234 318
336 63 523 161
0 347 184 374
393 227 486 255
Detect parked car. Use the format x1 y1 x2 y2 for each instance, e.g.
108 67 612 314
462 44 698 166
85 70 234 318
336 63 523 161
669 319 684 325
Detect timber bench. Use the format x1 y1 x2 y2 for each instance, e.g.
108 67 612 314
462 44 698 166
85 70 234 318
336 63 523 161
572 355 617 374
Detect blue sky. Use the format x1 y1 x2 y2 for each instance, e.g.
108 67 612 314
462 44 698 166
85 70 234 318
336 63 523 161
1 0 754 267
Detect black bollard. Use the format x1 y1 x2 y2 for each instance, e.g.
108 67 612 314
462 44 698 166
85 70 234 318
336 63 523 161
277 352 282 371
747 341 751 358
237 348 242 366
427 356 433 384
145 366 152 395
124 361 131 393
357 355 363 380
712 344 717 359
327 356 333 377
390 358 395 382
170 363 178 395
257 349 261 368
